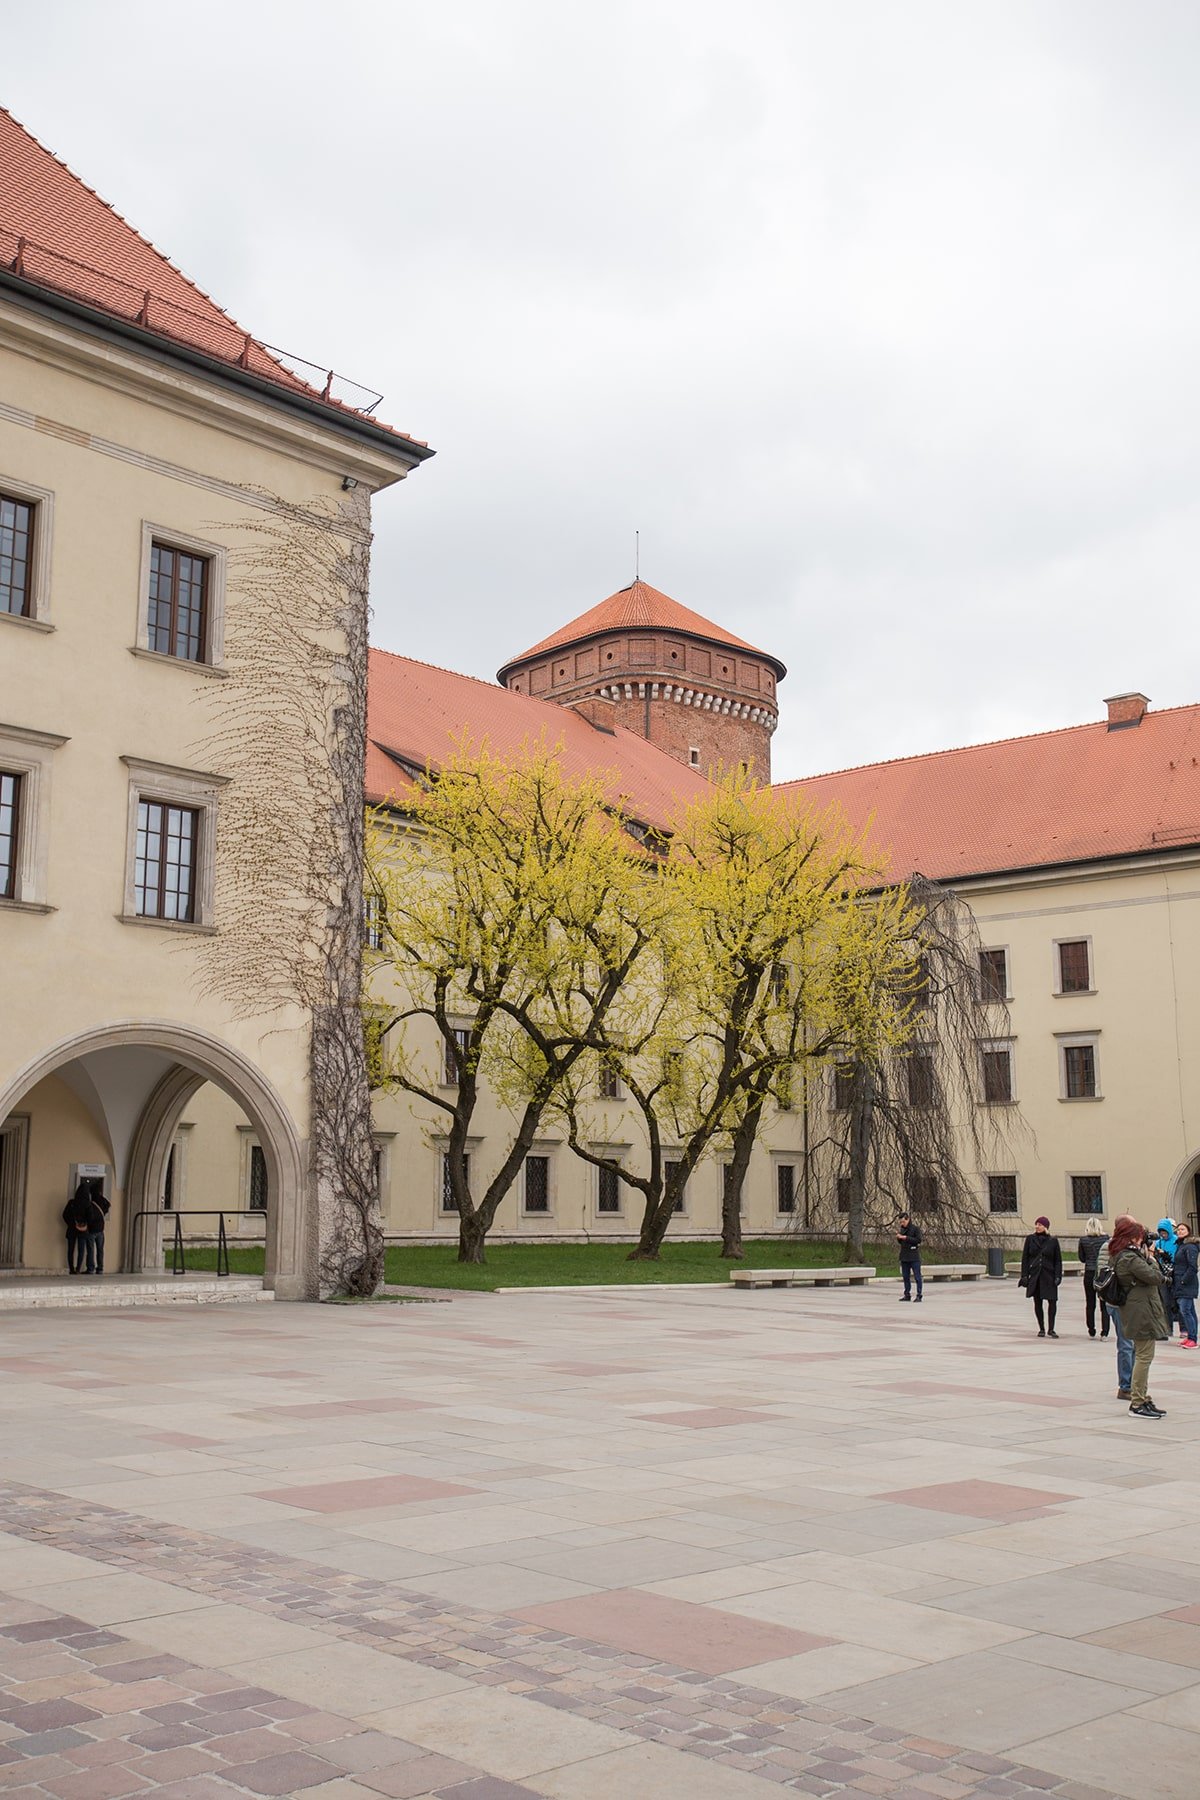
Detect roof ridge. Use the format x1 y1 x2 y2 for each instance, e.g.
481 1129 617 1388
369 643 513 694
777 699 1200 788
0 108 246 333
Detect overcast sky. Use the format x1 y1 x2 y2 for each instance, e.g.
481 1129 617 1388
8 3 1199 778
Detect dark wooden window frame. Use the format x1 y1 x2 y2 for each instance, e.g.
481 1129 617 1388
0 768 21 900
135 800 199 922
987 1173 1019 1214
0 492 35 619
597 1163 622 1214
1058 939 1092 994
979 947 1008 1004
523 1154 550 1214
1071 1173 1104 1215
148 539 211 663
776 1163 796 1214
248 1144 268 1211
981 1046 1013 1104
1063 1043 1097 1099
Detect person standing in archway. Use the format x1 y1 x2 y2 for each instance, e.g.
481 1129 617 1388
87 1177 110 1275
1171 1222 1198 1349
61 1181 105 1276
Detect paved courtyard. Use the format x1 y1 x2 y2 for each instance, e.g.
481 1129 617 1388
0 1278 1197 1799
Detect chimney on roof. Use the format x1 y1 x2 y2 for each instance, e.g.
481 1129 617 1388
1104 692 1150 731
563 694 617 734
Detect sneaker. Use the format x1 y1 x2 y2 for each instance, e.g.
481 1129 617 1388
1130 1401 1165 1418
913 1295 922 1303
1037 1329 1046 1338
1117 1389 1132 1400
1088 1329 1096 1338
1048 1330 1059 1339
898 1295 911 1302
1183 1339 1197 1349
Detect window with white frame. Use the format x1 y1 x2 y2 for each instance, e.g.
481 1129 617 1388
136 524 227 668
1056 938 1093 994
523 1153 551 1214
363 893 384 950
0 478 54 625
0 722 66 909
1059 1033 1100 1100
597 1161 622 1215
121 757 226 930
688 746 701 767
443 1025 472 1085
980 1041 1015 1104
1070 1172 1104 1215
776 1163 797 1215
987 1173 1019 1214
978 947 1009 1003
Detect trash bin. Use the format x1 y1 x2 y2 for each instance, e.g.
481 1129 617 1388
987 1246 1006 1279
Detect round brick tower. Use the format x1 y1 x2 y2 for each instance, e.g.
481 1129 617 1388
497 580 786 779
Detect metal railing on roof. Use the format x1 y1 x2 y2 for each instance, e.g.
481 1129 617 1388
1 225 384 417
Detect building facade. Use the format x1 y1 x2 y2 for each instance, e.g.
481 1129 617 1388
0 110 430 1293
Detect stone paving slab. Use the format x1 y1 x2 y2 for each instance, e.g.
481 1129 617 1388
0 1278 1196 1795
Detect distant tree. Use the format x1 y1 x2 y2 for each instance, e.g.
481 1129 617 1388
366 738 663 1264
558 774 919 1260
812 876 1019 1260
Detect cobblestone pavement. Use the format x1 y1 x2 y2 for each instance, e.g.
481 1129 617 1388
0 1279 1197 1796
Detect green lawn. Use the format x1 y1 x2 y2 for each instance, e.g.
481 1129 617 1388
176 1235 1013 1294
382 1237 962 1292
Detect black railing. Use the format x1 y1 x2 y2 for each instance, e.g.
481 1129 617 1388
131 1209 267 1278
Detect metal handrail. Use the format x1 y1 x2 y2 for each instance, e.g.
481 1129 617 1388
131 1208 267 1278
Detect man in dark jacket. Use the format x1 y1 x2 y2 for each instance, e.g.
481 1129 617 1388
61 1184 105 1275
1171 1221 1199 1348
896 1213 923 1302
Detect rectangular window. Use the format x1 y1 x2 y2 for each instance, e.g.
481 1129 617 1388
1071 1173 1104 1215
776 1164 796 1215
981 1047 1013 1104
597 1163 622 1214
910 954 931 1010
987 1173 1018 1214
836 1176 852 1215
0 493 34 617
444 1027 472 1084
979 948 1008 1003
248 1144 268 1211
907 1174 939 1212
135 801 198 921
906 1052 935 1108
1064 1043 1097 1099
598 1064 621 1100
441 1152 466 1213
148 541 210 662
363 894 383 950
769 962 788 1004
665 1158 686 1213
1058 939 1091 994
163 1145 175 1212
524 1154 550 1214
372 1145 383 1202
0 770 20 900
833 1063 856 1112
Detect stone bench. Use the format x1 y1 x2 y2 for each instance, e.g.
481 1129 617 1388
1005 1261 1084 1277
730 1266 875 1289
919 1264 986 1281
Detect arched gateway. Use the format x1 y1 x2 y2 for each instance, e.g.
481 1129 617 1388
0 1023 308 1298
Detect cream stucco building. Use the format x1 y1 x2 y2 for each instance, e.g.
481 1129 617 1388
0 110 430 1293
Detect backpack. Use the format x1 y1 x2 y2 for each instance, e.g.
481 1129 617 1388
1094 1259 1128 1308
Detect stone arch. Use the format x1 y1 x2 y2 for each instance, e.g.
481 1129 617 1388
0 1022 308 1298
1166 1147 1200 1234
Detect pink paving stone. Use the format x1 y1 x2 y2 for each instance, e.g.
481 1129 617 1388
145 1433 224 1448
40 1766 150 1800
1166 1603 1200 1624
876 1479 1073 1518
359 1753 483 1797
225 1749 343 1794
514 1588 836 1675
879 1381 1087 1409
253 1473 476 1512
638 1407 777 1429
255 1399 429 1419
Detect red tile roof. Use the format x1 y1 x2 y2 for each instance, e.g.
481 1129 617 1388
0 109 426 450
777 703 1200 883
499 580 787 681
368 646 711 828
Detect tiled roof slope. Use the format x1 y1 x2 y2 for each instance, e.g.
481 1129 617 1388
500 580 787 680
0 109 425 447
368 646 711 828
777 703 1200 884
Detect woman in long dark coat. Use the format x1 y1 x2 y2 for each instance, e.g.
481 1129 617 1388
1020 1215 1063 1337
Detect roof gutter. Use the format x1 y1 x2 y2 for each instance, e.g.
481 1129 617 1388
0 269 435 467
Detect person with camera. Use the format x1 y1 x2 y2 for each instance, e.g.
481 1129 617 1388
1105 1215 1170 1418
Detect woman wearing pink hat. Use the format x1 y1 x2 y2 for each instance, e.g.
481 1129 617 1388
1019 1216 1063 1337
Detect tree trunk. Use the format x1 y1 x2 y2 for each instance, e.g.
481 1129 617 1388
721 1097 763 1258
845 1063 875 1263
457 1211 488 1265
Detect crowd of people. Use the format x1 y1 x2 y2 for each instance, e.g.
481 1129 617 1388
1017 1211 1199 1418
